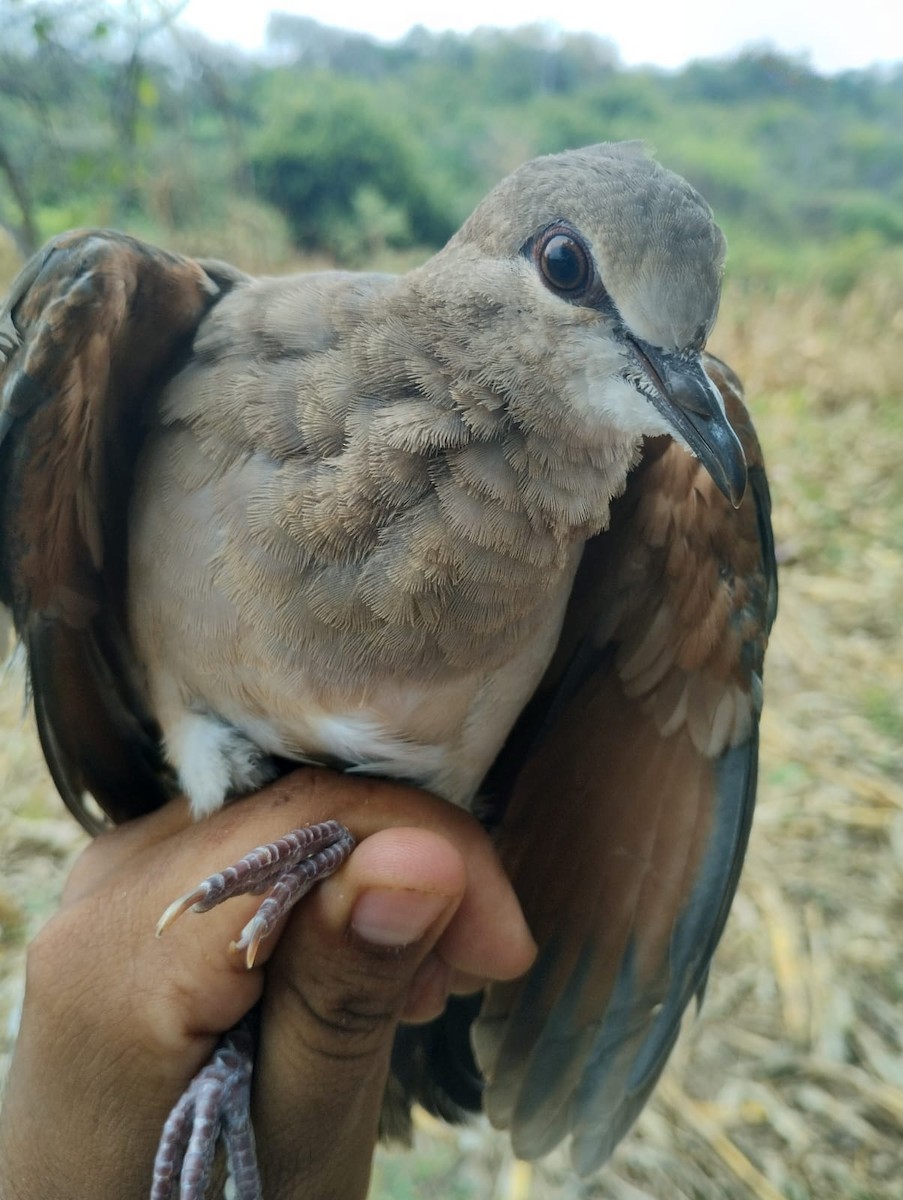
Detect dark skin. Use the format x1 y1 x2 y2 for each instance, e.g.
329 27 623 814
0 769 536 1200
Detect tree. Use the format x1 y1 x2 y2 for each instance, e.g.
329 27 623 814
251 75 455 262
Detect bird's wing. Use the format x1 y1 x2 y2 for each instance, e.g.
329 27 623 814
473 355 777 1173
0 230 241 829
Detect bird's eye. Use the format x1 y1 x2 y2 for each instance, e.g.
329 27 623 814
536 228 592 296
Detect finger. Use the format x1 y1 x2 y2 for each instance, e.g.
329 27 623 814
253 828 468 1200
36 765 535 1182
0 782 465 1200
63 770 535 1033
3 772 532 1200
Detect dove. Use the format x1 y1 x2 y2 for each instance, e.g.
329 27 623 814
0 141 776 1198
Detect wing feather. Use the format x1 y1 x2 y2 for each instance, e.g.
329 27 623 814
472 355 777 1170
0 230 241 827
392 356 776 1168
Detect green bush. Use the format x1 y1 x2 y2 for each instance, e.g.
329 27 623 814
250 75 455 262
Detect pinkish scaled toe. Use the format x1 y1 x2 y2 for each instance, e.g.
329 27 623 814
151 820 356 1198
156 820 356 966
151 1020 260 1200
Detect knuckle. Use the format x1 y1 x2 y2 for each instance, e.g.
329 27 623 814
278 948 412 1061
24 914 76 998
25 900 138 1032
22 912 102 1035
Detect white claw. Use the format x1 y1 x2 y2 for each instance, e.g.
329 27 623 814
230 915 267 970
155 887 208 937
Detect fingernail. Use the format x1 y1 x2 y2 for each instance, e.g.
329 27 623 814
352 888 451 948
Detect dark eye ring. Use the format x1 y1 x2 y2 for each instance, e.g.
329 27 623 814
536 227 592 295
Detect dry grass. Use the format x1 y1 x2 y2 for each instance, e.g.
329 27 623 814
1 264 901 1199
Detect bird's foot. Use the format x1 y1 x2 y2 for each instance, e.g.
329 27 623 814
151 1021 260 1200
156 819 355 967
151 821 355 1197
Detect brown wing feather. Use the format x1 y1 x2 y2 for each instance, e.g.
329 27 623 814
469 354 776 1171
0 230 241 828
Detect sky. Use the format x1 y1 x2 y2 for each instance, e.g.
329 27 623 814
178 0 902 74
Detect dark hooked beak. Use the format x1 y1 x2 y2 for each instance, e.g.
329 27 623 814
626 336 747 508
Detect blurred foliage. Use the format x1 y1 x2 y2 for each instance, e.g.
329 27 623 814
1 4 903 278
250 73 455 262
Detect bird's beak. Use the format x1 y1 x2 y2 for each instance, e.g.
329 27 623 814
626 336 747 507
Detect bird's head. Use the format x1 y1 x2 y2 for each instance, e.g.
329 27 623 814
425 141 746 507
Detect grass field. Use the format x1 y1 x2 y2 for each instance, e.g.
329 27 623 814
1 262 901 1199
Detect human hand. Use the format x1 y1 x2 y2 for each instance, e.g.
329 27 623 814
0 769 535 1200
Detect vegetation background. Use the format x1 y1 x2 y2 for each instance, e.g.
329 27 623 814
0 2 901 1197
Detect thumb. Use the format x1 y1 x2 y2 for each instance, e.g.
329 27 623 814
253 828 468 1200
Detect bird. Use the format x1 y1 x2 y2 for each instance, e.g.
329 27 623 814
0 141 776 1198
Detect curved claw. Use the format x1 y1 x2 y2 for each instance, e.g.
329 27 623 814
230 916 269 971
155 887 211 938
155 821 356 967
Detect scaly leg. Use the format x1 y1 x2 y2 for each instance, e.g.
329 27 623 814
152 819 355 1199
151 1021 259 1200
